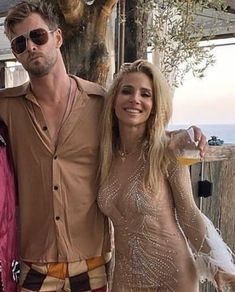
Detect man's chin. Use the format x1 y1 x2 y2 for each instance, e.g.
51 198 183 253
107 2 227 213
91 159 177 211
26 63 51 77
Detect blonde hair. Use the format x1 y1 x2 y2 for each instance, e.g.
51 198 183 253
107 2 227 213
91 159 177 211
99 59 173 194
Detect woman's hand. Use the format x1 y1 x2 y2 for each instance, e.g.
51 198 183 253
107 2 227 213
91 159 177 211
190 125 208 158
167 126 208 159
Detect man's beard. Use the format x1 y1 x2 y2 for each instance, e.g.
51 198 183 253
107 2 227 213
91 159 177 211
23 52 57 78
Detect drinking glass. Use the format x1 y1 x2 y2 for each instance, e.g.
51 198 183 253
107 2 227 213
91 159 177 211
172 127 202 166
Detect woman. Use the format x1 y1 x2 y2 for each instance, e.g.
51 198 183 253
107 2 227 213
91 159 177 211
98 60 235 291
0 121 18 292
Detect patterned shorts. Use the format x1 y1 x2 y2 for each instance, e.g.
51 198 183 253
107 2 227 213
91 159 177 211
19 254 111 292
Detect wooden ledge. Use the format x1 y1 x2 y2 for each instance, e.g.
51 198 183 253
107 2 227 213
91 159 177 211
204 144 235 162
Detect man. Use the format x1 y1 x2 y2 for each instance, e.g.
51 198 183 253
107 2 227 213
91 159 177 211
0 1 207 291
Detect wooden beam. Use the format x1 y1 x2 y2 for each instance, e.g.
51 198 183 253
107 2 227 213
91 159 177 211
204 145 235 162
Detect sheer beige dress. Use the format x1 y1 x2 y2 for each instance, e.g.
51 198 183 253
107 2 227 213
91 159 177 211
98 150 235 292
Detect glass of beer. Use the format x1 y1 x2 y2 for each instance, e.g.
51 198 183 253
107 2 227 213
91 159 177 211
171 127 202 166
176 148 201 165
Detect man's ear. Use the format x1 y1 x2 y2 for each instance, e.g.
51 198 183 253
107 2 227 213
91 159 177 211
55 28 63 48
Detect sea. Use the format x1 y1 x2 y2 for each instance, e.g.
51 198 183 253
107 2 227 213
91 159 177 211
168 124 235 144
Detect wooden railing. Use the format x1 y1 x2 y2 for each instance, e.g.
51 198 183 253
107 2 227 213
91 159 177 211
203 144 235 162
190 145 235 292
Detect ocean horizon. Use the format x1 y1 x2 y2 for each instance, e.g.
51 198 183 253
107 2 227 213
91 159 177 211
168 123 235 144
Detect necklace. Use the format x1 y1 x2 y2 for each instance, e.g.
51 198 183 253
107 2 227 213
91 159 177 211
117 140 148 163
60 77 73 125
118 149 127 162
52 77 72 142
40 77 72 145
53 77 72 140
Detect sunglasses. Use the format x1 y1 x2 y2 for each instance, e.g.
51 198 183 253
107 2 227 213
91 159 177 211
11 28 56 55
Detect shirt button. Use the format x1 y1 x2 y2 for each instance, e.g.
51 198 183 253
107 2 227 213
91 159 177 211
54 185 58 190
55 216 60 220
42 126 48 131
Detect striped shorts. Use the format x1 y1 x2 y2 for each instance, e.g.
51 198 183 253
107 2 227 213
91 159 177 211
19 254 111 292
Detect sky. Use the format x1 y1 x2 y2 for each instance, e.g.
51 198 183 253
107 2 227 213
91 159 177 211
171 38 235 125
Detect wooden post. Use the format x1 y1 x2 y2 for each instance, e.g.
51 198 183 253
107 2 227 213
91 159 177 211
190 145 235 292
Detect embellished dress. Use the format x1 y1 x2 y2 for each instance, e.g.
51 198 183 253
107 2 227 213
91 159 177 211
98 150 235 292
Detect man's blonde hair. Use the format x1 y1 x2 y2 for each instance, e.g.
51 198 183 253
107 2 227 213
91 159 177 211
4 0 59 39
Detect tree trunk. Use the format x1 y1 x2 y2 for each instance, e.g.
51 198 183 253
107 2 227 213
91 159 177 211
124 0 149 62
50 0 117 86
49 0 149 85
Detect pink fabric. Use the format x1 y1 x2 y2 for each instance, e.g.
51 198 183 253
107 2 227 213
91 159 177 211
0 125 17 292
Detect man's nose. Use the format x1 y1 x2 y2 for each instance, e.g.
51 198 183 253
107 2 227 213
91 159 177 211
26 38 37 51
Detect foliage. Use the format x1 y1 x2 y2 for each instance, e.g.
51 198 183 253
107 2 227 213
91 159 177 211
136 0 229 87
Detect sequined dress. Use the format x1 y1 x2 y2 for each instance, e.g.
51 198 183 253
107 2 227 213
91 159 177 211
98 151 235 292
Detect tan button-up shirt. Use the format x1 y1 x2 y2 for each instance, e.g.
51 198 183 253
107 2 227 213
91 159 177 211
0 76 111 263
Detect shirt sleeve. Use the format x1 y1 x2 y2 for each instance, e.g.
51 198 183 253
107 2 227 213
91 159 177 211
167 161 235 285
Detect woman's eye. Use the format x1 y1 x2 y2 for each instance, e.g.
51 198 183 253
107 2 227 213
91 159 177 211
121 88 131 95
142 92 152 98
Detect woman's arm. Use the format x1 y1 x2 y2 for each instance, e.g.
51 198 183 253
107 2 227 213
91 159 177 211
167 162 209 252
167 161 235 290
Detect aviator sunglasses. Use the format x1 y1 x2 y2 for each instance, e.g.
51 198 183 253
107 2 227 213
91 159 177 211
11 28 56 55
